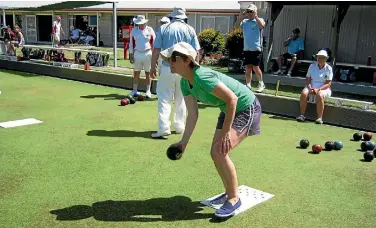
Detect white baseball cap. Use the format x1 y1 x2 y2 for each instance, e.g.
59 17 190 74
316 50 329 58
160 42 200 66
247 4 257 11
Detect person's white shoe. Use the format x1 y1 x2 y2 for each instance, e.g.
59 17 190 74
315 118 323 124
151 131 171 138
287 71 292 77
296 115 306 122
175 128 184 134
255 82 265 93
145 90 152 98
274 70 282 75
246 84 252 90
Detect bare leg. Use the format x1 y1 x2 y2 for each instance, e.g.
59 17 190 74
133 71 141 92
289 56 297 72
277 55 283 70
253 66 263 82
316 92 325 119
300 89 309 115
211 128 248 205
245 65 253 88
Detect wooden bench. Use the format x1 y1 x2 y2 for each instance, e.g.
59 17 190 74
308 94 373 110
271 56 376 70
22 45 113 55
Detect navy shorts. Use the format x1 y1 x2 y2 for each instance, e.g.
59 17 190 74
216 97 262 136
243 51 262 67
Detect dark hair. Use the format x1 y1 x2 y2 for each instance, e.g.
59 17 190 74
293 28 300 34
172 51 196 68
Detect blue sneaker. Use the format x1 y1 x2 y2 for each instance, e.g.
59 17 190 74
209 193 227 208
214 198 242 218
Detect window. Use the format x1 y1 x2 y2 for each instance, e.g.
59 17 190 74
214 17 230 35
200 16 230 34
201 16 215 31
89 15 97 27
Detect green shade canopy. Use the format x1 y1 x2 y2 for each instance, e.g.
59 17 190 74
2 1 113 11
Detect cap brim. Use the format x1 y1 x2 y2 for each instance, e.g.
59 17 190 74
134 19 148 25
172 15 187 19
160 46 200 66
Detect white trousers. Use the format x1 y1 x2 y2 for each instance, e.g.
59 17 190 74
156 65 187 133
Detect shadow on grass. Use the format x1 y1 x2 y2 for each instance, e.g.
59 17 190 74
87 130 169 140
81 93 125 100
2 69 41 77
269 115 297 121
308 151 320 154
80 94 158 102
296 146 308 149
50 196 213 222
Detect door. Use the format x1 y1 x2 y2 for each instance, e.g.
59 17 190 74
26 15 37 42
37 15 52 42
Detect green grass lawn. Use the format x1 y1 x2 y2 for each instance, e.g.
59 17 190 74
1 70 376 228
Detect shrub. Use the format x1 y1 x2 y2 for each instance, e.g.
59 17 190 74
226 28 244 59
198 28 226 56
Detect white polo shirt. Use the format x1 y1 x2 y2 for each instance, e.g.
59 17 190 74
129 26 156 53
306 63 333 89
53 20 61 35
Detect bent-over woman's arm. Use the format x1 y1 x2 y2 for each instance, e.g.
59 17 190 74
211 82 238 133
180 95 199 144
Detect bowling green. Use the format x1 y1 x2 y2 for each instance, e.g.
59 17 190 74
1 70 375 228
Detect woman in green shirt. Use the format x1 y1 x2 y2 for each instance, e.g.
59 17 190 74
160 42 262 218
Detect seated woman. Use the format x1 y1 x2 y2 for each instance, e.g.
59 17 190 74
296 50 333 124
160 42 262 218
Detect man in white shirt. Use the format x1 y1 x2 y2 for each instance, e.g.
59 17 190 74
129 15 156 98
52 16 65 47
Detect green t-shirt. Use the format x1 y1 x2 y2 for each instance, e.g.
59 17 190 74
180 66 256 113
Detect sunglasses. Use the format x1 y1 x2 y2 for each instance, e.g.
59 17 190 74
246 10 254 13
170 52 186 62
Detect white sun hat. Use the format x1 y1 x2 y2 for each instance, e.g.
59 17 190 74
160 42 200 66
133 15 148 25
169 7 187 19
316 49 329 58
160 16 170 23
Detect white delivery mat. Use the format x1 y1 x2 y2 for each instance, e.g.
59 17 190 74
201 185 275 216
0 118 43 128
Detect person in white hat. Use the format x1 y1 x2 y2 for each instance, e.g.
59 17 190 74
234 4 266 93
128 15 156 98
149 7 201 138
161 42 262 218
296 49 333 124
157 16 171 75
159 16 170 25
52 16 65 48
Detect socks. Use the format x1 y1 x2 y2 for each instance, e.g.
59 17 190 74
133 84 138 91
146 85 151 92
246 83 251 88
